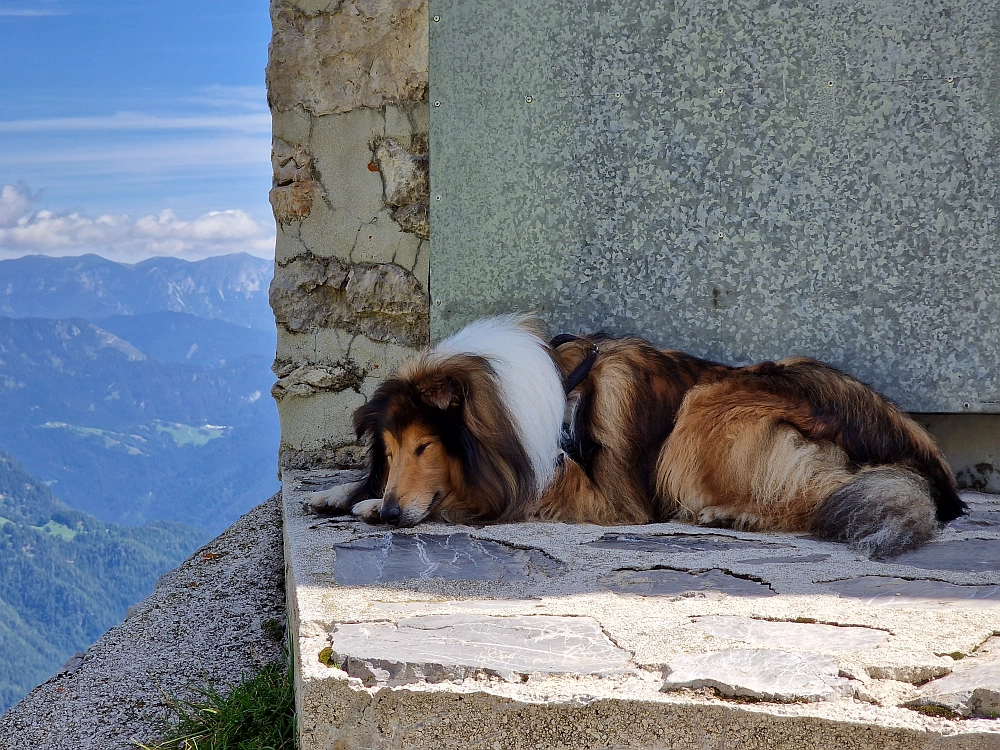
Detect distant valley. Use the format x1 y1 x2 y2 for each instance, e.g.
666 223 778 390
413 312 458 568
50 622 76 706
0 252 280 710
0 253 279 533
0 452 204 713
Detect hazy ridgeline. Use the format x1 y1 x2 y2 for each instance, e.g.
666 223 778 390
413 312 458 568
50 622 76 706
0 253 280 712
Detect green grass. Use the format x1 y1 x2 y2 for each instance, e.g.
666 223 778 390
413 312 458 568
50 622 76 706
38 519 77 541
137 661 296 750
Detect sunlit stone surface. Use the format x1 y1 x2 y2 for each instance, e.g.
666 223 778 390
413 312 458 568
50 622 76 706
332 533 565 585
692 616 889 651
911 637 1000 717
661 649 856 702
329 614 631 685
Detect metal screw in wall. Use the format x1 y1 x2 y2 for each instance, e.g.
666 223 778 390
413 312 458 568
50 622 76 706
525 95 533 104
433 14 440 22
827 80 835 87
434 101 441 107
435 196 442 201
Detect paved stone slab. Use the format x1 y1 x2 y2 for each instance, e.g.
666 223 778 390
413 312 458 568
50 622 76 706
328 614 631 685
821 576 1000 609
332 532 564 585
599 567 776 598
911 637 1000 718
891 539 1000 573
950 509 1000 533
692 616 889 651
586 533 789 553
283 474 1000 749
661 649 856 702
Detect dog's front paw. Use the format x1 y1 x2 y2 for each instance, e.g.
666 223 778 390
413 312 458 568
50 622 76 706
351 497 384 523
303 482 361 515
696 506 735 528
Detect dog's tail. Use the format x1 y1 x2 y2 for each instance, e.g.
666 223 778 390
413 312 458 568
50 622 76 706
812 467 938 558
744 358 966 525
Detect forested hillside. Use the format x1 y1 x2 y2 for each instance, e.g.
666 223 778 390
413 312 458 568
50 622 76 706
0 315 278 531
0 452 203 713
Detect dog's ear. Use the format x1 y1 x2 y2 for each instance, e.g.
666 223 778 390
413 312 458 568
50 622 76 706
352 398 381 440
419 375 462 410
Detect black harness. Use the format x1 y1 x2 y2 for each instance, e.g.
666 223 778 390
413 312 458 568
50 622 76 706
550 333 598 394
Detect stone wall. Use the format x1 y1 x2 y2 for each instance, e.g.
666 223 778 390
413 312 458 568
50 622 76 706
266 0 430 473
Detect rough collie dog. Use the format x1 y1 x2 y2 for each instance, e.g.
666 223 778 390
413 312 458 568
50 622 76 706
306 315 964 557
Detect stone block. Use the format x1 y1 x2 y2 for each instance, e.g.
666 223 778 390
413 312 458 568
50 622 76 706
330 532 564 585
911 637 1000 718
661 649 857 702
267 0 428 116
277 387 366 454
269 255 429 347
283 480 1000 749
691 615 889 651
329 614 631 685
309 109 385 221
271 107 312 144
598 568 776 598
270 138 318 224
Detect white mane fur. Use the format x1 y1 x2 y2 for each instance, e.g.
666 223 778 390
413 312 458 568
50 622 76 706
431 315 565 493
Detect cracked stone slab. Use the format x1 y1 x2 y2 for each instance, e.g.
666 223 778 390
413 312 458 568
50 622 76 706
820 576 1000 609
890 539 1000 573
599 567 776 598
328 614 631 685
283 477 1000 749
910 637 1000 718
661 649 857 702
692 616 890 651
332 532 565 585
585 533 790 553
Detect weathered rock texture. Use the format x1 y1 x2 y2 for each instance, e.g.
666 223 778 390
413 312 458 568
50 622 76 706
0 496 285 750
284 476 1000 749
267 0 430 472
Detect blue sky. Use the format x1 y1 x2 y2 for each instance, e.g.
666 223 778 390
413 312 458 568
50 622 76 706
0 0 274 261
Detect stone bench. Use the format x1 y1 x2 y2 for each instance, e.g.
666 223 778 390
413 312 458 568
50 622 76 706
283 470 1000 749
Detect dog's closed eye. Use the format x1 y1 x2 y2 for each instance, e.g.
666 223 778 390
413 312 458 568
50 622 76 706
414 443 431 456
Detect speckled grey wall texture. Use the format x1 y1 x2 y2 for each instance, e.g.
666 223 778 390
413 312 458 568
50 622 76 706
428 0 1000 413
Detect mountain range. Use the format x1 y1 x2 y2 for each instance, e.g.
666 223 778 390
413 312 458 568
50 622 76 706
0 253 274 331
0 253 279 533
0 252 280 712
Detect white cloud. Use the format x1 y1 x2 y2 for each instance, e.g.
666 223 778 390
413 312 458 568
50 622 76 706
0 112 270 134
0 184 34 227
0 185 275 262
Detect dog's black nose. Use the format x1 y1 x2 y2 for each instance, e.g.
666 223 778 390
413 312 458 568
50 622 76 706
380 500 402 525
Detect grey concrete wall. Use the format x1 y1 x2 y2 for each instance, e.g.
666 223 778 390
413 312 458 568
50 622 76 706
428 0 1000 415
266 0 430 473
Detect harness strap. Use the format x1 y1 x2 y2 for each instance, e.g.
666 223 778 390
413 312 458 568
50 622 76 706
550 334 598 394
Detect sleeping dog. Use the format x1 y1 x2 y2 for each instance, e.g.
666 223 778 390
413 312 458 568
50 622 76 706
306 315 963 558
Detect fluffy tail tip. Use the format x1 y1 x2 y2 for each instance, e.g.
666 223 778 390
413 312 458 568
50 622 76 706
813 467 939 559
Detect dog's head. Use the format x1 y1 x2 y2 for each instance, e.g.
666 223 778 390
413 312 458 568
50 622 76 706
353 353 535 527
352 367 472 527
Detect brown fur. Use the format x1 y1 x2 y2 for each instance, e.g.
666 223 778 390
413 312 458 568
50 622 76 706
312 321 962 556
552 336 964 555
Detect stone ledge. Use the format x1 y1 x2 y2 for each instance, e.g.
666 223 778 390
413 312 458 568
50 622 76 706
283 472 1000 749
